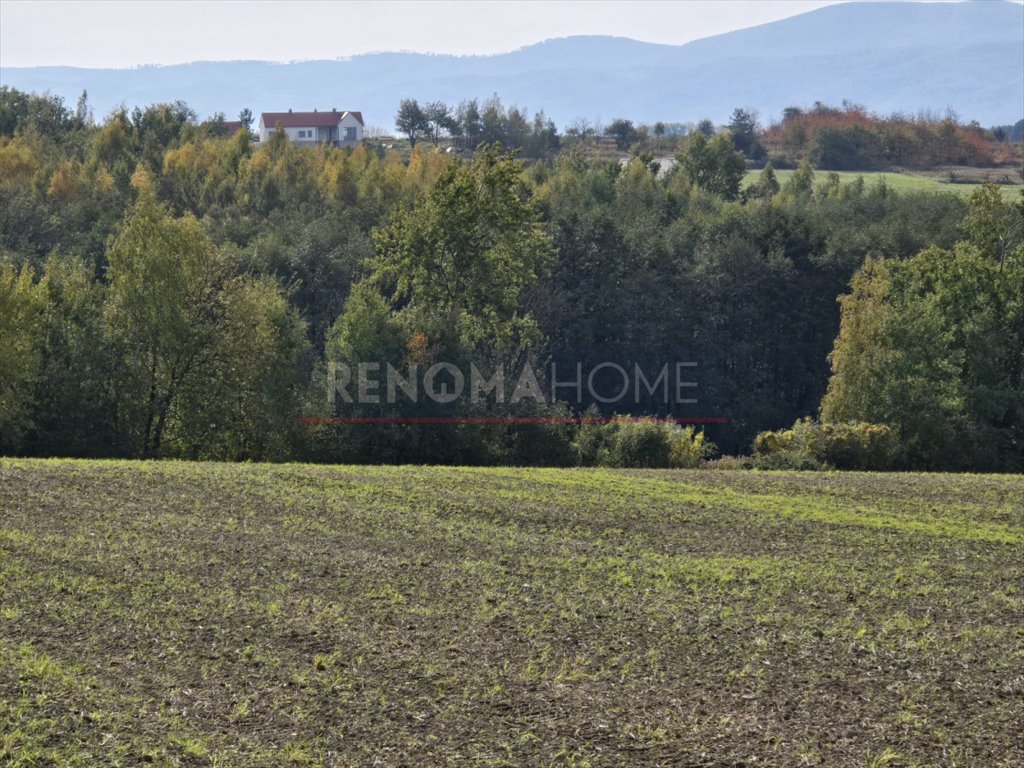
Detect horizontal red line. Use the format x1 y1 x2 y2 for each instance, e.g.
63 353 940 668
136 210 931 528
296 417 729 424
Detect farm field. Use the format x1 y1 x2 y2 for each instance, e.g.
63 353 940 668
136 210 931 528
1 460 1022 767
742 168 1024 199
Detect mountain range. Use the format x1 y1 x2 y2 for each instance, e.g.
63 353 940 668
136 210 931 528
1 1 1022 129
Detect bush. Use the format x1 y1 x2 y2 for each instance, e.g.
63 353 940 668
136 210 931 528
702 455 754 470
753 418 900 470
817 421 901 470
483 402 577 467
753 451 825 471
573 417 714 468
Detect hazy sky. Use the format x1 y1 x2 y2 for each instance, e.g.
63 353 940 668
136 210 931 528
0 0 859 68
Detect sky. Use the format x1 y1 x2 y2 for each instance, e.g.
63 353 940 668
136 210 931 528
1 0 858 69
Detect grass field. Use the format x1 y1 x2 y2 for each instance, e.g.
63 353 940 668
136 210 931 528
742 169 1023 200
1 460 1022 767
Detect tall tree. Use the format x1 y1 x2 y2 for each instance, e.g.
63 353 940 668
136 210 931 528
105 195 226 457
0 262 42 452
528 110 560 158
106 194 310 458
679 132 746 200
367 145 552 357
781 159 816 202
728 107 763 159
748 162 780 200
172 275 310 461
26 255 117 457
822 188 1024 469
481 95 506 145
239 107 254 133
457 99 483 149
395 99 430 148
75 89 92 127
423 101 455 147
606 118 639 150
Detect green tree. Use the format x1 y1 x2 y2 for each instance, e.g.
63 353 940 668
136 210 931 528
26 255 117 457
457 99 483 149
811 125 884 170
172 275 310 461
749 162 780 200
368 145 552 357
0 87 75 140
822 223 1024 470
781 159 815 203
75 90 92 127
423 101 455 147
527 110 560 158
239 107 254 133
395 99 429 148
695 119 715 138
505 106 530 149
607 118 638 150
130 101 196 173
679 132 746 200
325 148 562 464
481 95 506 145
962 184 1024 266
104 196 226 456
0 261 43 451
728 107 763 159
106 196 311 458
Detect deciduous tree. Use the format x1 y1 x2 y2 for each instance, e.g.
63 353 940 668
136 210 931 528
395 98 429 148
679 132 746 200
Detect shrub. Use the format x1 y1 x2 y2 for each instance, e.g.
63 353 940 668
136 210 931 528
484 402 577 467
573 417 714 468
817 421 901 470
753 418 900 470
752 427 795 457
753 450 825 471
702 455 754 470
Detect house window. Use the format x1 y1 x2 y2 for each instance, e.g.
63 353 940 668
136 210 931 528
345 127 357 141
297 129 307 138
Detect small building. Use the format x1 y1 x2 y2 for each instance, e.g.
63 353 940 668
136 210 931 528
258 109 364 147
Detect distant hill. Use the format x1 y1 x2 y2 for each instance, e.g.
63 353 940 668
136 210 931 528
2 1 1021 129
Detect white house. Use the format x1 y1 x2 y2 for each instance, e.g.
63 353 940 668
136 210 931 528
258 109 364 147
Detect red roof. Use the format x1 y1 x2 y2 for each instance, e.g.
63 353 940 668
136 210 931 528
261 110 364 128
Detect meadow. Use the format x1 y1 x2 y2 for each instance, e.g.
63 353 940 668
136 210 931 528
1 459 1022 767
742 168 1024 200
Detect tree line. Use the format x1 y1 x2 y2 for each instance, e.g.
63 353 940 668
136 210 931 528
761 102 1021 170
1 86 1021 470
394 95 561 158
391 95 1021 175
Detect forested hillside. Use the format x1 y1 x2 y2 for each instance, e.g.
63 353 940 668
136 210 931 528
1 88 1022 470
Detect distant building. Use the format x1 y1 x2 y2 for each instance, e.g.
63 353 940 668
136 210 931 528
258 109 364 147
